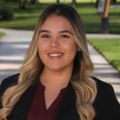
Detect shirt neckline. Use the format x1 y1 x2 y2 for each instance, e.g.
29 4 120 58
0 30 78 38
38 80 67 111
39 80 68 92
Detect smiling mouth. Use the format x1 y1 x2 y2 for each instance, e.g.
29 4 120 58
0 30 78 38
48 53 64 59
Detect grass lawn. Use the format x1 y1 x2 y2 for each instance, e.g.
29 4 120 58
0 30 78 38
38 0 96 3
0 32 5 39
89 38 120 72
0 4 43 30
38 0 120 3
0 2 120 33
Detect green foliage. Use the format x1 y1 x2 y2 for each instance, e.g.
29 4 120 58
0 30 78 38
89 39 120 72
0 3 120 33
0 32 5 39
0 8 14 21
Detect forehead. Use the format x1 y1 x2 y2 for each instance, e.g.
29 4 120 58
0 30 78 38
40 14 73 31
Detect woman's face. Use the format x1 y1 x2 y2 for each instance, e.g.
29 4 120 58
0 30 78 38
37 14 78 72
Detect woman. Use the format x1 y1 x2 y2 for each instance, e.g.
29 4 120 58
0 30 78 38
0 3 120 120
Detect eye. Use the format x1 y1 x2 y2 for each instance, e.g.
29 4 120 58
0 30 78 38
40 34 50 38
61 34 70 38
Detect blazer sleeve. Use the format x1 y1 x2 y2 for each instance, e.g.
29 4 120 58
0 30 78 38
0 74 19 108
93 77 120 120
0 79 6 108
103 84 120 119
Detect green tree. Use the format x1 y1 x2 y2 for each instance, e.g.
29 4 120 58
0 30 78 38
57 0 60 3
72 0 76 8
112 0 117 4
19 0 27 10
29 0 39 5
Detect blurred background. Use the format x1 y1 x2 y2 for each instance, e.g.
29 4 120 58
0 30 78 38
0 0 120 33
0 0 120 102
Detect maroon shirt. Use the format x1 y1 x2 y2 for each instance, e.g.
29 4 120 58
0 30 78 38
27 81 67 120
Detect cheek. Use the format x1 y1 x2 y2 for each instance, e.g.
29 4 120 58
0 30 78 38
37 40 47 52
37 41 41 54
64 41 77 55
63 42 78 63
37 41 46 59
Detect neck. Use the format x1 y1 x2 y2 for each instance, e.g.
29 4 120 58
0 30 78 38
40 66 73 89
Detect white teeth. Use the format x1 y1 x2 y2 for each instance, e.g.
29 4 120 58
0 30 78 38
49 53 63 57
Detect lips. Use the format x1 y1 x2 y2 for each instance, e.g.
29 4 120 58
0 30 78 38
48 52 64 59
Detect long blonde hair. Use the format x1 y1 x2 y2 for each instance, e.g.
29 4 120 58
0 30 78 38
0 4 97 120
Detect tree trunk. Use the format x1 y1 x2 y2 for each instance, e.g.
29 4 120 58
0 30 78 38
19 0 26 10
95 0 99 8
72 0 76 8
57 0 60 3
112 0 117 4
29 0 38 5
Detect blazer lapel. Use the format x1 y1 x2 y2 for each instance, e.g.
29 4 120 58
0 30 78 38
56 82 80 120
7 81 80 120
8 83 37 120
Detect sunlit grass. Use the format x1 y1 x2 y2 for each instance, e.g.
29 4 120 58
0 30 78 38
0 32 5 40
89 39 120 72
0 2 120 33
38 0 96 3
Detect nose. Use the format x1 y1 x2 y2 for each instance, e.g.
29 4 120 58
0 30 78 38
50 37 60 48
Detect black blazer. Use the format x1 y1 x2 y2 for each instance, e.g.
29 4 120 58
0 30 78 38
0 74 120 120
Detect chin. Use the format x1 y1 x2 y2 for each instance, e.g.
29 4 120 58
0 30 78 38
48 67 64 72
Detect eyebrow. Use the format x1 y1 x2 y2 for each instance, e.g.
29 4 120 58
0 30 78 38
60 30 73 35
39 29 73 35
39 29 50 33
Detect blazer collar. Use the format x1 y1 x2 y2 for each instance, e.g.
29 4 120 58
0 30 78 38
56 82 80 120
8 83 37 120
8 81 80 120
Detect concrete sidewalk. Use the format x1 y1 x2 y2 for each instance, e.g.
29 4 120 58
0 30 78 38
0 28 120 102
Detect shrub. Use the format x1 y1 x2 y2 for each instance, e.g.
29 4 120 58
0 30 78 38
0 8 14 21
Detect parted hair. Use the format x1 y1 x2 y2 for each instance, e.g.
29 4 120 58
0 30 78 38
0 4 97 120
